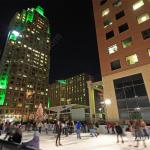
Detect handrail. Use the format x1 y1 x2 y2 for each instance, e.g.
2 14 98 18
0 140 38 150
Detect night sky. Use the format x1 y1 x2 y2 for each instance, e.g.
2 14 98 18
0 0 101 83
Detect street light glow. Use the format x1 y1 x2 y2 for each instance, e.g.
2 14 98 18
104 99 111 105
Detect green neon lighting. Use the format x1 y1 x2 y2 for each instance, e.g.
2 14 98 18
0 66 10 105
58 80 67 85
16 25 25 31
0 73 8 89
26 10 34 23
47 27 50 34
35 6 44 17
8 30 20 41
48 97 51 108
0 90 6 105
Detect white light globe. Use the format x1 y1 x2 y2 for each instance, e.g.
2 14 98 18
104 99 111 105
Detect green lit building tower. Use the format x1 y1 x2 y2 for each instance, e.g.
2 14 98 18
0 6 50 115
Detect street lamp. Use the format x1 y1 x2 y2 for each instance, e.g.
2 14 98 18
104 99 111 121
104 99 112 105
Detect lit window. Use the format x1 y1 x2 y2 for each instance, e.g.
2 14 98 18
15 87 18 90
28 47 32 50
30 85 33 88
148 49 150 56
9 87 12 89
40 60 43 63
27 54 30 57
41 92 44 95
107 44 118 54
18 41 21 44
26 35 29 38
27 59 30 62
133 0 144 10
24 44 27 48
103 19 112 28
37 37 40 40
11 41 15 44
126 54 138 65
122 37 132 48
20 88 24 91
31 31 35 34
27 28 30 31
46 89 48 91
137 13 150 24
41 53 44 56
102 8 110 17
17 16 20 19
23 75 27 78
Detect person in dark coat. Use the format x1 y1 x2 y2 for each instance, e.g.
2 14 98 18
115 122 124 143
11 128 22 144
55 120 62 146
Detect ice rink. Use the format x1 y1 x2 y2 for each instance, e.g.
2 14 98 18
20 132 150 150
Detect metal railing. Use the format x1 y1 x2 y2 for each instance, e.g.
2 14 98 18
0 140 38 150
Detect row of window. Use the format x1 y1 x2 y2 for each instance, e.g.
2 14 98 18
111 51 150 71
101 0 145 9
102 0 145 17
104 11 149 29
107 37 132 54
106 27 150 53
100 0 122 7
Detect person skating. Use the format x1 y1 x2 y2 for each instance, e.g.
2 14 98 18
115 122 124 143
44 122 48 135
37 122 43 134
134 120 146 148
55 120 62 146
76 121 82 139
11 128 22 144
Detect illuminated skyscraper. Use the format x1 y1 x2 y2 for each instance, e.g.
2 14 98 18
93 0 150 121
0 6 50 115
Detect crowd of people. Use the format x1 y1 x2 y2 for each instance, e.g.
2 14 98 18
0 119 149 149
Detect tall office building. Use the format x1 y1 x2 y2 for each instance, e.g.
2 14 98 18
93 0 150 121
0 6 50 115
49 73 92 107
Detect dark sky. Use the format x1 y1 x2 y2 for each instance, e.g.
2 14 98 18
0 0 101 83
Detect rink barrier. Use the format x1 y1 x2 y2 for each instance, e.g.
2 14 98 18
0 140 38 150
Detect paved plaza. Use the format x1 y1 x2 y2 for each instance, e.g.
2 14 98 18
19 132 150 150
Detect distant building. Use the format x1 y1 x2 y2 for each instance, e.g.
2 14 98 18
0 6 50 115
49 73 104 121
49 73 93 107
93 0 150 121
